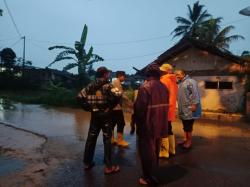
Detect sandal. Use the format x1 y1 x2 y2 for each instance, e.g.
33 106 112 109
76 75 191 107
138 177 148 185
84 162 95 170
104 165 120 175
182 143 192 150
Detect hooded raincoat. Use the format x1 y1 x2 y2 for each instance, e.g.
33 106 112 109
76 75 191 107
160 73 178 121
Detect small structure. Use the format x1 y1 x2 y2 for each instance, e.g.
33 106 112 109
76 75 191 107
140 38 249 113
23 67 76 88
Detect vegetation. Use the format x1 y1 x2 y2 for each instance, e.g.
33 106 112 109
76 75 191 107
198 18 244 51
0 48 17 69
48 24 104 87
172 1 211 38
0 82 78 107
172 1 244 52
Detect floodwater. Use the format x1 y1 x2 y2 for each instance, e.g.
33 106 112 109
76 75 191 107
0 156 26 177
1 98 250 186
0 99 91 138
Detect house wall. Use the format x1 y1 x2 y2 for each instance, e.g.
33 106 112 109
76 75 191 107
163 47 246 113
167 48 243 72
194 76 246 113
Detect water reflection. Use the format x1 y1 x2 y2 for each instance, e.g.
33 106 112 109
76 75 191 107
0 98 16 110
0 100 90 138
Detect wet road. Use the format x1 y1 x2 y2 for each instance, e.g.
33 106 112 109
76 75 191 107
0 102 250 186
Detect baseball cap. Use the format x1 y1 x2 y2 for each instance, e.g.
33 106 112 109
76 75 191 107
159 64 173 72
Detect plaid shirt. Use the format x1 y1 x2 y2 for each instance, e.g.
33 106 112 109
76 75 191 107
77 79 121 112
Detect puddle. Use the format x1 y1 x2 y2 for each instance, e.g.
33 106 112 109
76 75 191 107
0 98 16 111
0 155 26 176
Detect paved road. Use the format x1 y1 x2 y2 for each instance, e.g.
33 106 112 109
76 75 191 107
1 104 250 187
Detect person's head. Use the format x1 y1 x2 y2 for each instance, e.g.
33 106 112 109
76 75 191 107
145 63 161 79
116 71 126 82
159 64 174 75
175 69 186 82
96 66 110 81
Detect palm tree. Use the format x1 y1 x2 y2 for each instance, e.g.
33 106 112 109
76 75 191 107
48 24 104 86
199 17 244 51
172 1 211 38
241 51 250 57
0 9 3 16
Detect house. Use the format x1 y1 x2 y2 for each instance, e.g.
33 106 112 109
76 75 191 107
139 38 250 113
23 67 77 88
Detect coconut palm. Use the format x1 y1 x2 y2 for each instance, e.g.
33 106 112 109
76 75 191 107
241 51 250 57
172 1 211 38
48 24 104 86
199 17 244 51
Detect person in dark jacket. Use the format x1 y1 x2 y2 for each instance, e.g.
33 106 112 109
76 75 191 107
134 63 169 185
77 66 122 174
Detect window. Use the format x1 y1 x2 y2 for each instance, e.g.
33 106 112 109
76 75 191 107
205 81 233 90
205 81 218 89
219 82 233 89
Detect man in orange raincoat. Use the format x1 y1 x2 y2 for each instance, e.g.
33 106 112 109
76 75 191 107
159 64 178 158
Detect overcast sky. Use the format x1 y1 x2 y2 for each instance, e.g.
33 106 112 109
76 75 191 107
1 0 249 74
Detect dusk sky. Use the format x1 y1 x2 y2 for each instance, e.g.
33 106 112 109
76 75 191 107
1 0 249 74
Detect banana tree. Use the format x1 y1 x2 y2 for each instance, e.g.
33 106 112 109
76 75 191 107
48 24 104 86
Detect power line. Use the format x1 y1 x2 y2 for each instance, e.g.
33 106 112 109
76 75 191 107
89 34 172 46
27 34 172 47
24 17 249 48
9 38 22 48
0 36 19 42
3 0 22 37
26 38 72 46
105 50 165 61
222 18 250 26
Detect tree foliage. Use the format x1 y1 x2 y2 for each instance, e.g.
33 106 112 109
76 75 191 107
172 1 211 38
172 1 244 51
198 17 244 51
0 48 16 68
48 24 104 86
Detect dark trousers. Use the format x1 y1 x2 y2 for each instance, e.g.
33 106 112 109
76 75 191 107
111 110 126 133
182 119 195 132
83 111 113 168
138 134 161 181
168 121 173 135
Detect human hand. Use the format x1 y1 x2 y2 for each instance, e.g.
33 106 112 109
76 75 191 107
190 104 197 112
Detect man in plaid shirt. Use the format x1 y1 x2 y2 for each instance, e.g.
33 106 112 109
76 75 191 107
77 66 122 174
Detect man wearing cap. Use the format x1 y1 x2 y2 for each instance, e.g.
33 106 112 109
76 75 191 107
134 63 169 185
159 64 178 158
77 66 121 174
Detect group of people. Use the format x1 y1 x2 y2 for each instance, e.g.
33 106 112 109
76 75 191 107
77 63 201 185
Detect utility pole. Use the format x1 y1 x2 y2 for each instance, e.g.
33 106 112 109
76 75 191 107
22 36 25 77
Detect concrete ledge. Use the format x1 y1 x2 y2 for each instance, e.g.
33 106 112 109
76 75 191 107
202 111 244 122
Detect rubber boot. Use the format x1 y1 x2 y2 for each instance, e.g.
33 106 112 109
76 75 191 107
168 135 176 155
159 137 169 158
116 132 129 147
